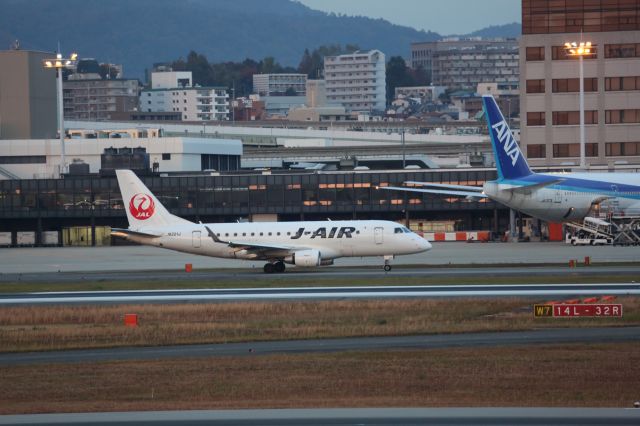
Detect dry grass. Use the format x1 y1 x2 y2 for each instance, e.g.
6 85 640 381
1 343 638 414
1 298 638 352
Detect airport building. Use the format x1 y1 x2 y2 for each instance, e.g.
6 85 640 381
324 50 386 113
520 0 640 168
0 168 507 246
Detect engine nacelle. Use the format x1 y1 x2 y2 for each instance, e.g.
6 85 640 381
285 249 321 267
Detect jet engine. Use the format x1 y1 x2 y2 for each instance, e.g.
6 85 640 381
285 249 321 267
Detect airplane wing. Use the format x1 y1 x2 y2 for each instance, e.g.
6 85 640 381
111 228 161 238
204 226 300 256
378 185 488 198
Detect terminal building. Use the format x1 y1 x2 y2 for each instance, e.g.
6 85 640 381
0 167 507 246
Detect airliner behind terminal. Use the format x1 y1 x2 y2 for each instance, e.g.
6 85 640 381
381 95 640 222
112 170 431 273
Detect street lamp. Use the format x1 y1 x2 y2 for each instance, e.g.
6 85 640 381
564 41 596 170
43 51 78 176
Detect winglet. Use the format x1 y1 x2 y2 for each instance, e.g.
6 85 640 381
482 95 532 180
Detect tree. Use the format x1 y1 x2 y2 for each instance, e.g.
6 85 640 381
284 87 297 96
385 56 413 105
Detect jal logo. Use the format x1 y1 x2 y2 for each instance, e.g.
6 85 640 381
129 193 155 220
491 119 520 167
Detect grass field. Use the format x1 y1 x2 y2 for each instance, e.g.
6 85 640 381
2 273 638 414
1 298 638 352
1 343 638 414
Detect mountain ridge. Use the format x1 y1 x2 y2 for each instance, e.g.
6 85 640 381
0 0 520 79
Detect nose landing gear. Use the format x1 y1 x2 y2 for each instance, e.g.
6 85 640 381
383 255 394 272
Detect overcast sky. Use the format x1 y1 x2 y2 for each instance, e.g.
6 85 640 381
296 0 521 35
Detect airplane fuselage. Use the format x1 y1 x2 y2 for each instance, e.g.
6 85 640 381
125 220 430 262
484 172 640 222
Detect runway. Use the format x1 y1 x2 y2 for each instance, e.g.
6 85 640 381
2 283 639 304
2 264 640 284
0 326 638 366
0 242 638 274
1 408 639 426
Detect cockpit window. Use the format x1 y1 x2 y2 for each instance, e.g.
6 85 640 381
402 227 411 233
394 227 403 234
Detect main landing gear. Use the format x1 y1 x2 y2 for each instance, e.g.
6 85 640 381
263 261 286 274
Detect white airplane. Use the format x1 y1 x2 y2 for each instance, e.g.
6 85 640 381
112 170 431 273
381 95 640 222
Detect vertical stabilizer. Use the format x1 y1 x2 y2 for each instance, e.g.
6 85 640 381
482 95 532 180
115 170 191 229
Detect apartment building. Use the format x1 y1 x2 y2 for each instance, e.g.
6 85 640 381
520 0 640 167
324 50 386 113
64 78 140 121
252 73 307 96
411 38 519 89
141 71 229 121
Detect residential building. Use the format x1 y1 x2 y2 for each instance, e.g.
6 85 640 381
324 50 386 113
141 71 229 121
0 49 56 139
306 79 327 107
394 85 446 102
520 0 640 168
253 73 307 96
411 38 519 89
63 77 140 121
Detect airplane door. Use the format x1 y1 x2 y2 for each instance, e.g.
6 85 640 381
192 231 201 248
374 227 384 244
554 191 562 203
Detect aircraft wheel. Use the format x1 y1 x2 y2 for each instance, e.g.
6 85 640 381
275 261 286 273
263 263 275 274
384 264 392 272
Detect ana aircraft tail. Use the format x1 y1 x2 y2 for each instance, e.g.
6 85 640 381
115 170 191 229
482 95 532 180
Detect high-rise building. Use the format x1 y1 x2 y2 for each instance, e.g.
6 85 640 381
411 38 519 89
252 74 307 96
0 50 56 139
141 71 229 121
324 50 386 113
520 0 640 168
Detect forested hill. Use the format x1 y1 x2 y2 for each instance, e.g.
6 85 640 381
0 0 518 79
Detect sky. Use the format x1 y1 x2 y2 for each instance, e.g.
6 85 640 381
296 0 521 35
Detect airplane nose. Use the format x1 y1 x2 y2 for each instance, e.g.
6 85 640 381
419 237 432 252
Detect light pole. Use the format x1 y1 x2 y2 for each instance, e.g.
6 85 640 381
564 41 596 170
401 129 406 169
43 51 78 176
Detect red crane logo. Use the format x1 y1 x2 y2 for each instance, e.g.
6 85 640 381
129 193 155 220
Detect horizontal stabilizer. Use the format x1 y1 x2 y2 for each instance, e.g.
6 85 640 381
379 186 488 198
403 181 484 192
111 228 161 238
502 179 565 194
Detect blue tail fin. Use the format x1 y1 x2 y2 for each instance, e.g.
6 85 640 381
482 95 532 180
